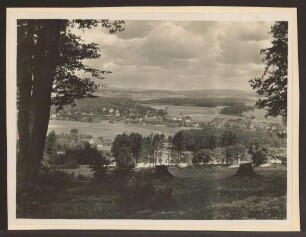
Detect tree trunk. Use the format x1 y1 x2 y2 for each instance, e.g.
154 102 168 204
17 23 34 174
155 165 173 177
18 20 61 183
234 162 260 178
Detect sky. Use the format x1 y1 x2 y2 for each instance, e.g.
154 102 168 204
77 20 274 91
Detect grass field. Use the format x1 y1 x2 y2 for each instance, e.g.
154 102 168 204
17 165 286 220
48 120 188 141
150 104 282 123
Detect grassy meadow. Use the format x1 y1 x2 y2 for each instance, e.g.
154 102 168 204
17 165 286 220
48 120 190 143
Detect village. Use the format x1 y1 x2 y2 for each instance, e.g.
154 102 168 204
50 105 286 138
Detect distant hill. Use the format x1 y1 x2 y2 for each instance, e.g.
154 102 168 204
94 88 258 101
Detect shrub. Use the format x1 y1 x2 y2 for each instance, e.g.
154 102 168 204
49 142 103 168
37 165 72 190
252 150 268 167
225 144 247 164
114 147 135 175
90 152 110 182
192 149 213 164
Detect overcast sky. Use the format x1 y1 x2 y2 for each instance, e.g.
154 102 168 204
77 20 274 91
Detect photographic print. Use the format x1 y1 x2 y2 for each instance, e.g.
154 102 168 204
6 7 299 231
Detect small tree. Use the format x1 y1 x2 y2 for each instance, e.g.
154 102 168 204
90 151 109 182
44 131 58 159
221 131 237 147
140 136 153 165
114 147 135 174
128 133 143 164
208 134 218 151
252 150 268 167
192 149 213 164
172 131 185 165
225 144 246 164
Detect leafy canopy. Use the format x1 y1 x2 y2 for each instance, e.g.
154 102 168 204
17 19 125 110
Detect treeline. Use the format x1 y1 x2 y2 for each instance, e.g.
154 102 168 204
141 97 249 107
172 127 286 165
179 126 285 152
220 102 254 115
111 132 195 170
111 133 167 170
111 125 286 169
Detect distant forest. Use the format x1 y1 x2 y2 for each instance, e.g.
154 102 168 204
140 97 254 107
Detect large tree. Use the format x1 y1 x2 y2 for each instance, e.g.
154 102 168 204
17 19 124 182
249 21 288 119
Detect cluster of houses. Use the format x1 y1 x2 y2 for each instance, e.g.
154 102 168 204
49 105 165 124
207 117 286 133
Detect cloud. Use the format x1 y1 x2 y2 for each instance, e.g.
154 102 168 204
116 21 154 39
76 20 274 91
217 22 273 64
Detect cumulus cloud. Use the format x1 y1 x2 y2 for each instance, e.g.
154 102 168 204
76 20 274 91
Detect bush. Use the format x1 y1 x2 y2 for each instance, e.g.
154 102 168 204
63 158 79 169
49 142 103 168
220 102 254 115
90 152 110 182
192 149 213 164
252 150 268 167
114 147 135 175
37 165 72 190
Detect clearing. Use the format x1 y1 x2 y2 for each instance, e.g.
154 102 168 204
17 165 286 220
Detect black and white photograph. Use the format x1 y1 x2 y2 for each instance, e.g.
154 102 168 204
6 7 299 231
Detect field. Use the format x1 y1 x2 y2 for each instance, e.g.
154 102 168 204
17 165 286 220
48 105 282 142
48 120 190 141
149 104 237 122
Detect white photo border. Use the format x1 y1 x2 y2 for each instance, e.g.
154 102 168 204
6 7 300 231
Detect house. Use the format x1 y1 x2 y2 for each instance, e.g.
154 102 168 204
193 123 200 128
248 122 256 131
89 138 95 146
97 144 104 150
109 108 114 113
50 113 57 119
269 158 282 164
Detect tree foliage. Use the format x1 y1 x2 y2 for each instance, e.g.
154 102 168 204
225 144 246 164
220 102 254 115
44 131 58 159
249 21 288 117
192 149 213 164
111 134 135 173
